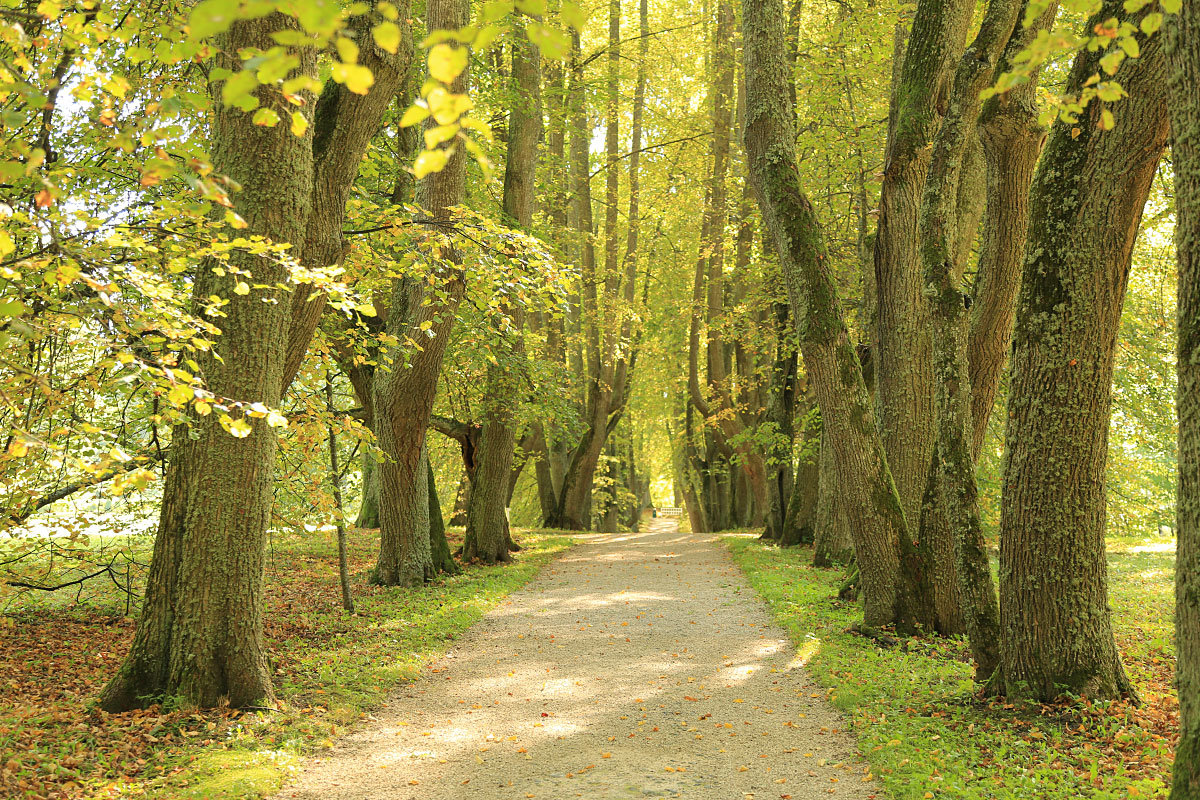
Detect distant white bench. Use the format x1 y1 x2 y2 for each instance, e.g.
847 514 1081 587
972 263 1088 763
655 507 683 518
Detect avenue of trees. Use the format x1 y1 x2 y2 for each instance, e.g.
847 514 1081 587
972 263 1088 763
1 0 1199 793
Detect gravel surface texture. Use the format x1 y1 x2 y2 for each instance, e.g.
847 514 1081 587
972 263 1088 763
275 519 883 800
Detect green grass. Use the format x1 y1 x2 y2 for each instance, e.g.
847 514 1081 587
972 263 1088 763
0 527 574 800
723 534 1175 799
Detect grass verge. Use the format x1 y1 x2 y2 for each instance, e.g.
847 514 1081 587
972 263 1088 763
0 527 573 800
724 534 1176 800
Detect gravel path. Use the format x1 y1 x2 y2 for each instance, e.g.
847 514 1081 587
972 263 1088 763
275 519 883 799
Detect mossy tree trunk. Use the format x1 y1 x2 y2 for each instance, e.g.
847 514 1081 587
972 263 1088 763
871 0 972 535
919 0 1022 679
1170 3 1200 795
373 0 470 586
998 0 1168 700
742 0 909 627
100 14 318 711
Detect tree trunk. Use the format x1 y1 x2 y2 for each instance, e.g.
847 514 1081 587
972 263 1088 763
279 13 408 393
742 0 910 627
812 429 852 566
920 0 1025 675
463 410 517 563
871 0 973 530
998 2 1168 700
762 302 797 542
449 471 469 526
966 3 1060 459
326 377 356 613
356 448 380 529
544 28 609 531
373 0 470 586
100 14 316 711
427 457 458 575
462 16 540 563
1169 5 1200 795
780 410 818 547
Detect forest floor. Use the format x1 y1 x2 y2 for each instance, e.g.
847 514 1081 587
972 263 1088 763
0 527 573 800
726 534 1176 799
273 517 880 800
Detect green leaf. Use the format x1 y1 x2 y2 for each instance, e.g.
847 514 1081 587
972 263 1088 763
1119 36 1139 58
1140 12 1163 33
1162 0 1181 12
220 70 261 109
527 22 569 61
561 0 589 30
252 107 280 127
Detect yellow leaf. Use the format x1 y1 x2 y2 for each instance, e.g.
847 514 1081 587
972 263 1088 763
399 103 429 128
428 43 468 84
413 147 452 178
168 384 193 407
267 410 288 428
234 281 250 295
332 62 375 95
0 231 13 258
291 111 309 137
336 36 360 64
222 417 253 438
373 21 402 53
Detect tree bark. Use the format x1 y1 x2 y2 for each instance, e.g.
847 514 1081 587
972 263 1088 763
373 0 470 586
998 2 1168 700
1170 4 1200 794
742 0 910 627
100 14 316 711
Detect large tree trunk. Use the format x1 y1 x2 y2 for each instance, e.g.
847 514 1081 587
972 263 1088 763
1170 5 1200 795
919 0 1022 677
278 15 408 393
100 14 317 711
871 0 973 531
462 17 540 564
998 2 1168 700
780 407 817 547
966 3 1060 458
742 0 911 627
373 0 470 585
